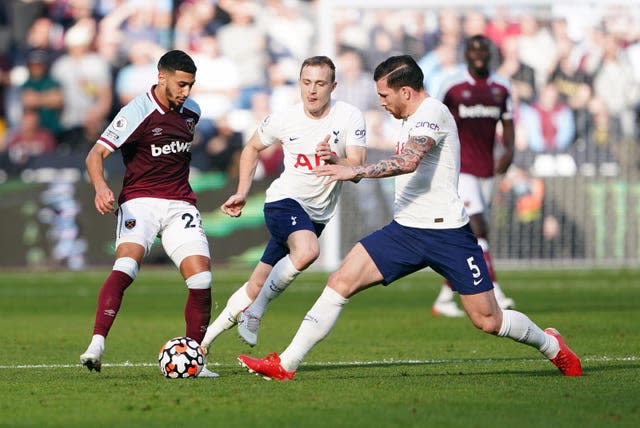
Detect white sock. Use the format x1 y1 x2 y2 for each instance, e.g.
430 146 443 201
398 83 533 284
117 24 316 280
246 255 300 318
88 334 105 353
498 310 559 359
434 283 455 303
477 238 490 252
279 287 349 372
201 283 253 349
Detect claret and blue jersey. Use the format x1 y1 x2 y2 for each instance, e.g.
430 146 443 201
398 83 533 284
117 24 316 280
97 86 200 206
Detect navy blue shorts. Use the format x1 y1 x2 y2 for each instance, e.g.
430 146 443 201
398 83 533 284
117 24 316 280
260 198 325 266
360 221 493 295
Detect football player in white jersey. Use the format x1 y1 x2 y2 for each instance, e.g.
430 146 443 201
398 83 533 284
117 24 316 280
237 55 582 380
200 56 366 355
430 34 516 317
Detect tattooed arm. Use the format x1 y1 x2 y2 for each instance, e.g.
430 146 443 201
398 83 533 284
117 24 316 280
316 135 435 183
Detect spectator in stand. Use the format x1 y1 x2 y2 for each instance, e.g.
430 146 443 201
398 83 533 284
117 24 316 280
265 58 298 112
421 9 462 59
571 94 621 176
216 0 268 109
496 35 536 103
48 0 97 31
592 31 639 141
114 40 162 107
25 17 66 60
173 0 217 51
227 90 284 181
365 12 405 74
51 20 112 149
260 0 314 63
485 6 521 51
197 115 244 178
4 108 57 168
519 82 575 154
419 43 460 95
334 48 380 112
548 37 592 105
189 34 240 139
20 49 64 138
401 11 429 59
99 0 173 50
517 14 557 91
5 0 48 61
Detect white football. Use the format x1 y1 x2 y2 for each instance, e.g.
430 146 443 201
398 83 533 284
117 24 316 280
158 336 204 378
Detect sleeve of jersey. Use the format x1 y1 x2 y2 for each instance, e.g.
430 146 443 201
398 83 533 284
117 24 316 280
97 97 150 152
256 112 282 147
345 108 367 147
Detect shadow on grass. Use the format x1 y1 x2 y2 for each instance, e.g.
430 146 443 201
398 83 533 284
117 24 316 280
294 357 640 379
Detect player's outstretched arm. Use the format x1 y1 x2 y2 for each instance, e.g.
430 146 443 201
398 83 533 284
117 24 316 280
316 135 433 183
220 131 265 217
316 134 366 183
85 143 115 215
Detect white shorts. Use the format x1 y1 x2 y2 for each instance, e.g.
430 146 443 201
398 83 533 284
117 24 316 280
458 173 496 217
116 198 210 267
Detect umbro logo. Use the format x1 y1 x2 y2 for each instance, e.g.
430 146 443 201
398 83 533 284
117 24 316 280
152 127 163 136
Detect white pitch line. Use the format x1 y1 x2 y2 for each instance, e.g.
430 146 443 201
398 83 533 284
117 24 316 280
0 355 637 370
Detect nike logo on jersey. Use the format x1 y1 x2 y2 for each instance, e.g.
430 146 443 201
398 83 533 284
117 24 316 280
288 136 300 141
473 277 484 286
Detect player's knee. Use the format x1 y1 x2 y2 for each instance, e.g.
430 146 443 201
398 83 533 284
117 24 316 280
185 271 212 290
326 271 354 298
113 257 139 280
290 245 320 270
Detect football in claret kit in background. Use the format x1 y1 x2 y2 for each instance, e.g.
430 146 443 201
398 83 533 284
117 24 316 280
158 337 204 378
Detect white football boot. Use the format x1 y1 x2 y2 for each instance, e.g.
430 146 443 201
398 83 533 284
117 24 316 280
80 335 104 372
237 310 261 347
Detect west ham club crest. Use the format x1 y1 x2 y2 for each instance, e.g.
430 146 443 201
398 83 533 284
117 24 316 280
185 118 195 134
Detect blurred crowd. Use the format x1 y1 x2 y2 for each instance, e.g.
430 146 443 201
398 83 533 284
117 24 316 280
1 0 640 183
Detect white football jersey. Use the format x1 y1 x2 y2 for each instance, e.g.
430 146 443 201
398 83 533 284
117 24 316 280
258 100 366 223
393 97 469 229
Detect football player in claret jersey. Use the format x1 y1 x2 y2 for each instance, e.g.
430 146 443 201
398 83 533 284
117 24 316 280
237 55 581 381
199 56 366 356
80 50 218 377
431 34 516 317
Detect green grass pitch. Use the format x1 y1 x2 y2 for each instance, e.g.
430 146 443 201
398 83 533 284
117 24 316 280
0 268 638 427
